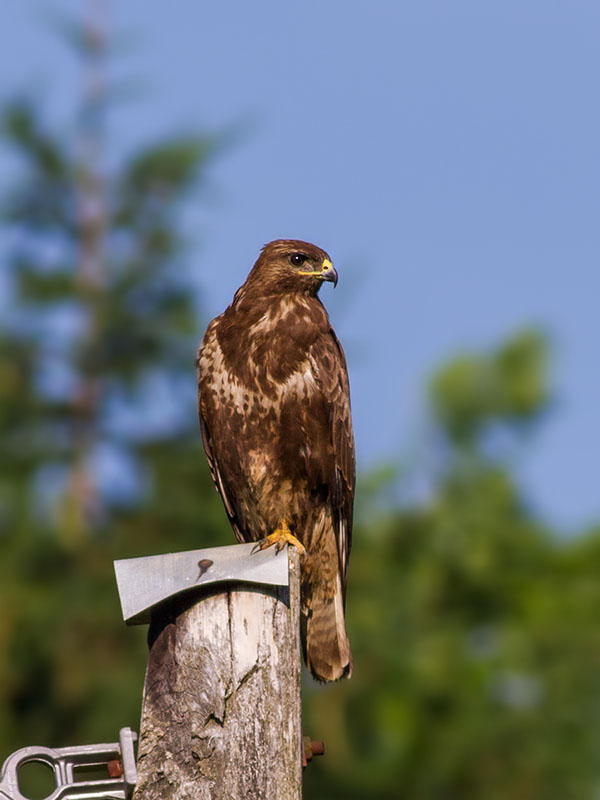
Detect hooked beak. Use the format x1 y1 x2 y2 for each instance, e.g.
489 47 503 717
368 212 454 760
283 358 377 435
321 261 339 287
298 258 339 288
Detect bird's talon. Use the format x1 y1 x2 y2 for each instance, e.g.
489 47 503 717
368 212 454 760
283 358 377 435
252 522 306 556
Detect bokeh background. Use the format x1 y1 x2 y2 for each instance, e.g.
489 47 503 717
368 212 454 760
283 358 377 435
1 2 599 798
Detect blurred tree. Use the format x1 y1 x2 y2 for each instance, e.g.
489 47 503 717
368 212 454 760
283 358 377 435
0 2 228 763
304 330 600 800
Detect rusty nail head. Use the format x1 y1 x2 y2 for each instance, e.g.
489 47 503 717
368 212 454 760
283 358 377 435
107 758 124 778
302 735 325 767
311 740 325 757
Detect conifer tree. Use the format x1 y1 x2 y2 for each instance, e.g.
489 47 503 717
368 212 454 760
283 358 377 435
0 4 227 761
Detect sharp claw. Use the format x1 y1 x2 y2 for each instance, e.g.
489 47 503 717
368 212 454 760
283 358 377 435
249 524 306 556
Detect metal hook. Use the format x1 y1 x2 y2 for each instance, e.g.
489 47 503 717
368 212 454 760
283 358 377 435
0 727 137 800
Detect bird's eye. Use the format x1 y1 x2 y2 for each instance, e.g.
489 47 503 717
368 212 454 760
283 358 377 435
290 253 307 267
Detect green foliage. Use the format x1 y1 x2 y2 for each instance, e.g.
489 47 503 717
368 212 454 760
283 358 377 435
304 335 600 799
0 13 229 766
430 330 549 446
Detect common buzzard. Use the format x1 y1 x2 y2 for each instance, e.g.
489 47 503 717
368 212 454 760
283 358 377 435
196 240 354 682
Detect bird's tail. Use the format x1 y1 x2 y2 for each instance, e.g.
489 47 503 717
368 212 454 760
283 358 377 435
302 571 352 682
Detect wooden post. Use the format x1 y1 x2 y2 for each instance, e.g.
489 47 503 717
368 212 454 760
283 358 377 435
132 548 302 800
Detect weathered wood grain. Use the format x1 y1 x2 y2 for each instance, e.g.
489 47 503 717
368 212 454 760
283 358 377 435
133 548 301 800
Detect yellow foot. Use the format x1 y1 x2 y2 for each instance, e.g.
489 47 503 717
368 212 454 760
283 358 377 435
251 519 306 555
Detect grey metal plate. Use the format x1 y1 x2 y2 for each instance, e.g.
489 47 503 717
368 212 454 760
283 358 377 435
114 542 289 625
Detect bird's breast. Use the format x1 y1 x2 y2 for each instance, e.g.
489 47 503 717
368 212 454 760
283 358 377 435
199 328 319 424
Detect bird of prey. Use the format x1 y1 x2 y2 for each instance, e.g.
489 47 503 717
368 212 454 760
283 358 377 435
197 239 355 682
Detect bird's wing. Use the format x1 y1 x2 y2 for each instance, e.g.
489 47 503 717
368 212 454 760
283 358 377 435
198 407 247 545
310 327 355 595
197 320 248 544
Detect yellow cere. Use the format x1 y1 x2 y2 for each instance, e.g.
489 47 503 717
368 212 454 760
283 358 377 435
298 258 334 278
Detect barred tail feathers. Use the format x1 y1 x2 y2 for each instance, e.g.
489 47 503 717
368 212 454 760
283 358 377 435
302 571 352 682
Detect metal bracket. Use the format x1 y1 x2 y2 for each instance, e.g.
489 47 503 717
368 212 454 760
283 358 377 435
114 542 290 625
0 727 137 800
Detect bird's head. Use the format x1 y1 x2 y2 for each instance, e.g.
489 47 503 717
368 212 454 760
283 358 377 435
248 239 338 295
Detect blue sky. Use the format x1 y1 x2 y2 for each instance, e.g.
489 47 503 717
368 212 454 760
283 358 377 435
1 1 599 530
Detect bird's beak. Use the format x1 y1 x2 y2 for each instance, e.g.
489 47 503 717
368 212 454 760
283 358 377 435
320 259 339 287
298 258 339 287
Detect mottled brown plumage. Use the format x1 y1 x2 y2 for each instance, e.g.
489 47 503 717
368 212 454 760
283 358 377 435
196 239 355 681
